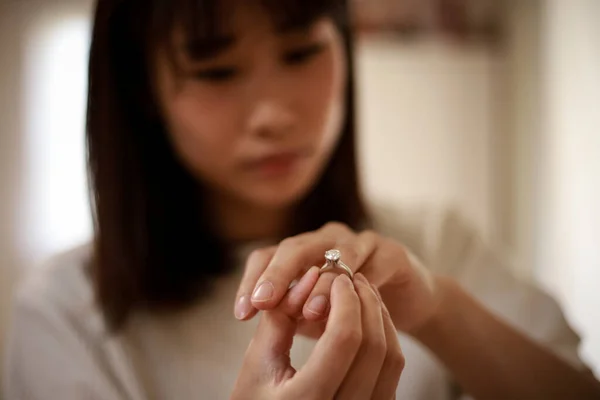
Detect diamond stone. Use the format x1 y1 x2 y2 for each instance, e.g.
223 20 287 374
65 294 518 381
324 249 341 262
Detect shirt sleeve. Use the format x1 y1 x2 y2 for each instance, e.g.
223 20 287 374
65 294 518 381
420 207 585 370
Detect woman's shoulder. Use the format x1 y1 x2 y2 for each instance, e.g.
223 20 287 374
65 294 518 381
12 243 97 328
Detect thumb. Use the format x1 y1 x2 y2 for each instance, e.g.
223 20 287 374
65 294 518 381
245 310 298 381
241 267 320 386
245 267 320 368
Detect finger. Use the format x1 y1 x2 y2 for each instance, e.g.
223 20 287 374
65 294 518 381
291 274 362 399
370 284 405 400
336 273 387 400
296 318 327 339
277 266 320 318
303 231 378 320
243 309 298 385
234 246 276 320
302 272 337 321
251 223 353 310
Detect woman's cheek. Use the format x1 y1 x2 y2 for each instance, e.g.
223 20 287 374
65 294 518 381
185 83 240 122
165 93 240 176
182 88 242 141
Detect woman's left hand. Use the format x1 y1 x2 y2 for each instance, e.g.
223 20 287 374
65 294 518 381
234 222 443 335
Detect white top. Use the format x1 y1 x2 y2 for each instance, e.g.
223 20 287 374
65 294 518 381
3 205 585 400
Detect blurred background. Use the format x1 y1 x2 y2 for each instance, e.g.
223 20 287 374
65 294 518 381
0 0 599 378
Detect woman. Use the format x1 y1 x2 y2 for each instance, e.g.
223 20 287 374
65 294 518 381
4 0 600 398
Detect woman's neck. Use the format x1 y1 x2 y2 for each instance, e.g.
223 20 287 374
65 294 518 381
208 194 293 243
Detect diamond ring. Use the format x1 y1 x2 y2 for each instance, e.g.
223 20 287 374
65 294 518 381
319 249 353 279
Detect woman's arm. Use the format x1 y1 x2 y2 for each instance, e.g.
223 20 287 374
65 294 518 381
413 276 600 400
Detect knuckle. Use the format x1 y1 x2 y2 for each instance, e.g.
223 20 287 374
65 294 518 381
360 229 379 240
386 237 406 255
379 236 395 250
387 348 406 372
248 247 272 264
323 221 349 233
379 238 402 263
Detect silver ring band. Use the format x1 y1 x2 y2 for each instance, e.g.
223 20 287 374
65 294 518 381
319 249 353 279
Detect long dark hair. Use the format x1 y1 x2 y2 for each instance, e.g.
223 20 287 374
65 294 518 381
87 0 368 331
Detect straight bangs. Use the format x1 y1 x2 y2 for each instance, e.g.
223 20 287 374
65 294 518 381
145 0 347 72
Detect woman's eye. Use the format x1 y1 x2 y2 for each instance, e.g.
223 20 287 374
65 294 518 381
193 67 238 82
283 43 326 65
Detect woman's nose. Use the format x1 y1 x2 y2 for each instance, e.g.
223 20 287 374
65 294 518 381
247 100 296 140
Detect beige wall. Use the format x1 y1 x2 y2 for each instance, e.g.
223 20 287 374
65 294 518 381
357 36 499 239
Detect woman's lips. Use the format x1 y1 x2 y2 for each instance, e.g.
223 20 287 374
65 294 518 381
242 151 310 178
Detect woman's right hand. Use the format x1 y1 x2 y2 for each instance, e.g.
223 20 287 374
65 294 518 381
230 270 404 400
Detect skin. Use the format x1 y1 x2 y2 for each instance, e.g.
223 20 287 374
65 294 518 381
154 2 600 399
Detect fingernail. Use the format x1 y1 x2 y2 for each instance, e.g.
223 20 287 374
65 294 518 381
235 295 252 320
306 295 328 316
252 281 274 302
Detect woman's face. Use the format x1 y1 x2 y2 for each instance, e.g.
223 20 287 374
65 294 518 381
154 3 347 209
